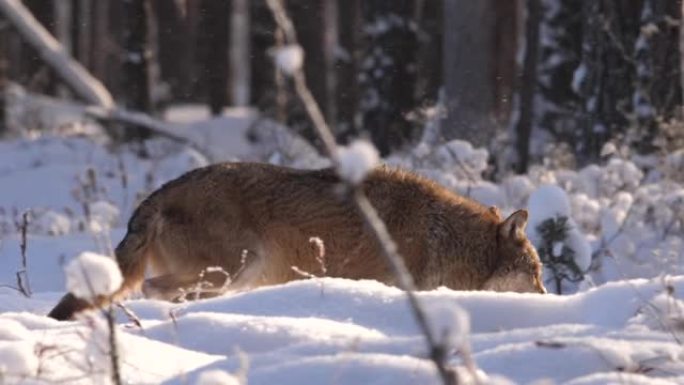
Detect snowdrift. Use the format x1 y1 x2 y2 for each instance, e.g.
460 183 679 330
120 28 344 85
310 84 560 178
0 277 683 384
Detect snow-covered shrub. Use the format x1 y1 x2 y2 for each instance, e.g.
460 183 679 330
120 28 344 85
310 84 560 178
527 185 591 294
87 200 120 233
26 209 72 236
664 149 684 183
501 175 536 209
578 158 643 198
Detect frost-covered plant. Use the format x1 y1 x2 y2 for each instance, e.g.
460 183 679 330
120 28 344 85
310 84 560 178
535 216 585 294
527 185 591 294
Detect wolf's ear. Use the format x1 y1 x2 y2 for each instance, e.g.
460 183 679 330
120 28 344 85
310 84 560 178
500 209 528 241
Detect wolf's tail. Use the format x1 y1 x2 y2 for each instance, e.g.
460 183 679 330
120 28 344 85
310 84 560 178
48 199 158 320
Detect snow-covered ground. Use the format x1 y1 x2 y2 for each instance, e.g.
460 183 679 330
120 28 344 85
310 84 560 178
2 277 684 384
1 100 684 384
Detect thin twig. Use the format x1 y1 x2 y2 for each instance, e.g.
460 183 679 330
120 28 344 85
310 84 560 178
105 306 123 385
16 210 31 297
264 1 459 383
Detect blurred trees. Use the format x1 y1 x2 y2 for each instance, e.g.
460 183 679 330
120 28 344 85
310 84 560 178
0 0 682 170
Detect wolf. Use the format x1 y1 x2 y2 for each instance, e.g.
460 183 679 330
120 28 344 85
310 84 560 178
48 162 545 320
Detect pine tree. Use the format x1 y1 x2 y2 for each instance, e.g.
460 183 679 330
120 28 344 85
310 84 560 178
360 0 418 155
511 0 542 174
630 0 681 154
535 216 584 294
535 0 582 162
197 0 230 115
573 1 643 164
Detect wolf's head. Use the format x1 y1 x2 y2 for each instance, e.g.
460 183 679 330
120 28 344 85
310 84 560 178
482 209 546 294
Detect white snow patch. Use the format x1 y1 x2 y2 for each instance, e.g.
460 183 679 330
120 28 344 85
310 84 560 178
195 370 241 385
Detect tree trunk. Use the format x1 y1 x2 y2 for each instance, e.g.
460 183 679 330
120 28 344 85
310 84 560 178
322 0 338 129
122 0 153 113
76 0 91 69
198 0 230 115
289 0 327 140
442 0 496 147
513 0 541 174
53 0 72 54
22 0 54 93
89 0 108 82
414 0 443 106
155 0 194 102
230 0 250 107
493 0 520 124
336 0 361 141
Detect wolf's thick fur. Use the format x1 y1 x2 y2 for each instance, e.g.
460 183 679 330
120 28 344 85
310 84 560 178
49 163 545 320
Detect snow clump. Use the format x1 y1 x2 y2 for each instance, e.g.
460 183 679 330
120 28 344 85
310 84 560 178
275 44 304 75
337 139 380 184
65 252 123 300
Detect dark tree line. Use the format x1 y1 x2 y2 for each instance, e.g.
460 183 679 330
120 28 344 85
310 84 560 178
1 0 682 172
513 0 682 171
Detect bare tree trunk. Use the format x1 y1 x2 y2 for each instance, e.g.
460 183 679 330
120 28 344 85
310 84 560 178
52 0 72 98
336 0 361 141
230 0 250 107
76 0 91 69
122 0 153 113
290 0 328 139
0 0 114 107
22 0 54 94
322 0 338 129
155 0 194 102
274 26 288 124
442 0 496 147
53 0 72 53
513 0 541 174
493 0 520 124
414 0 442 106
199 0 230 115
89 0 108 82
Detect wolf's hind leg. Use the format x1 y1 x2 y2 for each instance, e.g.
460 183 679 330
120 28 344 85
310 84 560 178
142 269 231 301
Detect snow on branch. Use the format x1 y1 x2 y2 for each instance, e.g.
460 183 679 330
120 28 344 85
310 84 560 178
65 252 122 301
